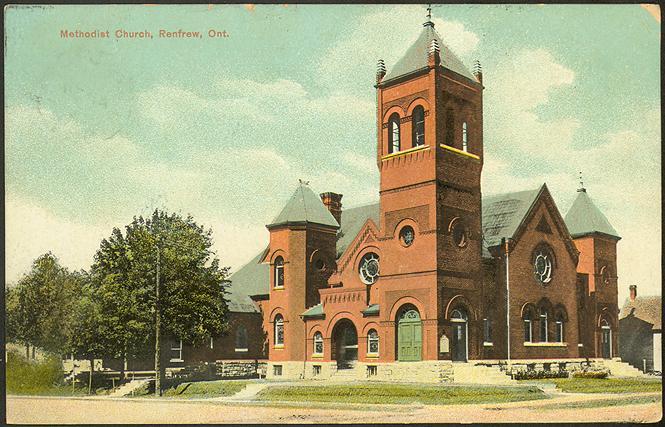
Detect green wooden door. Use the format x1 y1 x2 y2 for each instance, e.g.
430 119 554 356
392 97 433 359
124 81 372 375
398 309 422 361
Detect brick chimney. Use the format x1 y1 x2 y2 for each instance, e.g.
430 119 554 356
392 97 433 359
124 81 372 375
320 192 343 226
629 285 637 302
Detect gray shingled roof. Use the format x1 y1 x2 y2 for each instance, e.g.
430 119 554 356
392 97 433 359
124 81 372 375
564 190 620 239
482 187 542 248
336 202 380 258
269 182 340 229
620 296 662 330
383 22 476 82
225 249 268 313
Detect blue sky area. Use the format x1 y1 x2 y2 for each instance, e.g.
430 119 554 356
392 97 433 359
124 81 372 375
5 4 661 298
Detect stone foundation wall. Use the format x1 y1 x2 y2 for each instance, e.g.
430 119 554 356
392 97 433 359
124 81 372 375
267 361 455 382
215 360 267 379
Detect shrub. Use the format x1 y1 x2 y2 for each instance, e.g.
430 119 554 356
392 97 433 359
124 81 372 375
6 350 65 394
513 369 569 380
572 370 609 379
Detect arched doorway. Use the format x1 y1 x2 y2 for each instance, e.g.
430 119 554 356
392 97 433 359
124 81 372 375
451 308 468 362
332 319 358 369
600 318 612 359
397 306 422 361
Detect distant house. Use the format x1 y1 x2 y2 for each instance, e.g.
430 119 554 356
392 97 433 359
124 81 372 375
619 286 661 373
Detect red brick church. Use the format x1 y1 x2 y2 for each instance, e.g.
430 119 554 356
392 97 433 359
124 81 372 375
172 14 622 380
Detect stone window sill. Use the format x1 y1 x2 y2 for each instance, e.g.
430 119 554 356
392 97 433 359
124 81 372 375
483 342 494 347
381 145 430 161
366 353 379 359
578 343 584 347
235 348 248 353
524 342 567 347
273 344 284 350
273 287 284 291
169 358 184 363
311 354 323 359
439 143 480 160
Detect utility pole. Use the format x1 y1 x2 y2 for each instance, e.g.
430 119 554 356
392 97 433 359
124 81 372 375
154 245 161 396
503 238 511 364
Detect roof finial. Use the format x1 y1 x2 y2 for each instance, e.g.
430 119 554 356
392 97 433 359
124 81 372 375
299 178 310 186
424 4 434 28
577 171 586 193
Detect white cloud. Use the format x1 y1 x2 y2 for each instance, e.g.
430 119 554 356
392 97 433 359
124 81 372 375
5 194 109 283
317 5 480 92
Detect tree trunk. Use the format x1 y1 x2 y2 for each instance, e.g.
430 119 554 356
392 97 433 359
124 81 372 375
26 344 30 359
88 358 94 395
32 346 36 360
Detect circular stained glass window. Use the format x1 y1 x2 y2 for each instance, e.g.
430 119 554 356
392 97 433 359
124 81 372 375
533 246 554 285
359 252 380 285
399 225 415 247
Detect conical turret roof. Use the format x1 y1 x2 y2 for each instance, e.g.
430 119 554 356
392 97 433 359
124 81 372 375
564 189 620 239
383 20 476 82
268 181 340 229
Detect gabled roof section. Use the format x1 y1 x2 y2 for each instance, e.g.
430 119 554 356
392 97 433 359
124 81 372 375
225 249 269 313
268 181 340 229
564 190 620 240
383 21 476 83
336 202 380 259
620 296 662 330
482 187 542 248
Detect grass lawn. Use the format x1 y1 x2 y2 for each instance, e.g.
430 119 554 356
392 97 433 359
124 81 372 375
519 377 662 394
539 394 661 410
161 380 248 398
256 383 547 405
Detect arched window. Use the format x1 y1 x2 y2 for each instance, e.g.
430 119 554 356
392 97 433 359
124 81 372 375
412 106 425 147
555 314 564 343
539 308 549 342
388 113 401 154
462 122 468 152
367 329 379 355
274 256 284 288
445 109 455 146
235 325 248 351
523 311 533 343
313 332 323 355
274 314 284 346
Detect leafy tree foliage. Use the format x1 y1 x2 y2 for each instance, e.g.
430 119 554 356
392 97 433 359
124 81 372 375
5 253 82 356
90 209 230 362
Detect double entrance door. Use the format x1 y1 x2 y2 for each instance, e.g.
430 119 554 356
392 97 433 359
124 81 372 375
398 309 422 361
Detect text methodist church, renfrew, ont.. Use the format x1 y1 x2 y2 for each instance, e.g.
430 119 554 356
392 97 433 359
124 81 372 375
153 13 624 381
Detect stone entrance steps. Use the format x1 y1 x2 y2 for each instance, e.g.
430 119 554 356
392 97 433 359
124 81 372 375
599 359 648 377
109 378 153 397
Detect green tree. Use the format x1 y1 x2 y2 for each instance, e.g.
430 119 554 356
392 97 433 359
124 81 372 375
90 209 230 392
5 253 80 357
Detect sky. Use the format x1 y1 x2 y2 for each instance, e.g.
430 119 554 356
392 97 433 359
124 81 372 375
4 4 661 299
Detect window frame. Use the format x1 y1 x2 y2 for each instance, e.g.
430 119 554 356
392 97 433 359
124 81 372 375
274 256 284 289
483 317 492 343
367 329 380 356
313 332 324 355
539 308 549 342
412 106 425 147
523 313 533 343
462 121 468 152
274 315 284 347
388 113 401 154
235 325 249 352
170 339 183 362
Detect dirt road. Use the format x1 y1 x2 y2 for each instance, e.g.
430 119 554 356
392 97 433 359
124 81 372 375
6 393 662 424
